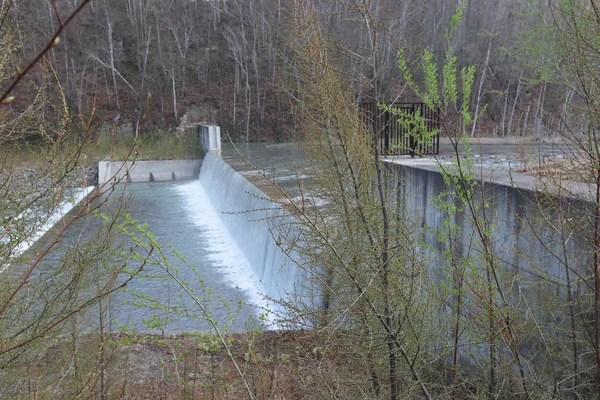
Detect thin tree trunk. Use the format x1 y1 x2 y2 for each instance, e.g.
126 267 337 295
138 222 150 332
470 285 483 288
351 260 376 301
136 26 152 138
561 223 579 392
507 69 524 137
501 79 510 137
594 128 600 390
105 1 120 109
487 254 496 399
471 34 493 137
245 82 251 141
172 66 177 121
560 87 574 131
535 82 547 137
233 63 238 129
373 142 398 400
522 105 530 137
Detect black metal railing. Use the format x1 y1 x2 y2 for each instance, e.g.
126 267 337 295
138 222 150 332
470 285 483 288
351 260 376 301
359 102 440 156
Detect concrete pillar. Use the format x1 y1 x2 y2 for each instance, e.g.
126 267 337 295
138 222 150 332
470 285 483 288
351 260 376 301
98 160 112 185
199 125 221 157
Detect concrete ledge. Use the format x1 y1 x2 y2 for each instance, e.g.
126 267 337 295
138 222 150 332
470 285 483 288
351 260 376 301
383 155 597 201
98 159 202 185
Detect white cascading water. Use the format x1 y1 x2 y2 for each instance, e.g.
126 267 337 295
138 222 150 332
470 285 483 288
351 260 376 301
198 152 307 311
2 186 95 272
173 180 275 325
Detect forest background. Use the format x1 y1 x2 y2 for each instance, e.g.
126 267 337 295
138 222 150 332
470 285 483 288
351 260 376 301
2 0 596 399
4 0 562 143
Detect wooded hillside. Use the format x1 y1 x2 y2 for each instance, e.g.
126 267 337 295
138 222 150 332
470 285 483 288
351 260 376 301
4 0 571 141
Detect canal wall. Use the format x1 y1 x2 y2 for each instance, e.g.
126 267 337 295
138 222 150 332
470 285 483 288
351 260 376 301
384 157 589 289
384 157 592 371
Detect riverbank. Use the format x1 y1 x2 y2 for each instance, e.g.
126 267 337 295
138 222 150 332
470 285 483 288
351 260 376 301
0 330 350 398
1 165 98 196
5 330 460 399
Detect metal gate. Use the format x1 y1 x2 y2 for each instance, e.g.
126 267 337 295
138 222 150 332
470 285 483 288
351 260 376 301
359 102 440 156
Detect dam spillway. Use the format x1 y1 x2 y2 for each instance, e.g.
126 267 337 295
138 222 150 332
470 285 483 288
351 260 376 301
31 138 590 343
96 179 274 331
26 146 309 332
199 152 304 302
96 145 309 331
26 136 595 386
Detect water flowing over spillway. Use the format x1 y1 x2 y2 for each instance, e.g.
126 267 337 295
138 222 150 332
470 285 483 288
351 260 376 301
24 149 312 332
110 150 311 331
172 180 273 322
2 186 94 272
198 152 305 308
87 180 277 332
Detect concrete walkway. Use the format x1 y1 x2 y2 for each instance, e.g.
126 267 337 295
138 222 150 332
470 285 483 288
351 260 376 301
383 155 597 202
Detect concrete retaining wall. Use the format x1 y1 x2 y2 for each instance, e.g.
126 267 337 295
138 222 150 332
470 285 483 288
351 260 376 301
199 125 221 156
98 159 202 185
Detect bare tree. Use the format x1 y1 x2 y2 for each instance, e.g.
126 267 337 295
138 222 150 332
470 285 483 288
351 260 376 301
0 3 149 395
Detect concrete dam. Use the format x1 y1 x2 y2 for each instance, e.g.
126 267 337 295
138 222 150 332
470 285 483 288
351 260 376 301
90 127 313 331
88 126 591 377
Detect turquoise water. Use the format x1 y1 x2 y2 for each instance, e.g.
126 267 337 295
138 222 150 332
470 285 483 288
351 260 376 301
26 180 272 333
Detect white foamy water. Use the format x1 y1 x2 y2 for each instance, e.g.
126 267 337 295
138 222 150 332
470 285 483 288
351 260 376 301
173 181 275 326
2 186 94 272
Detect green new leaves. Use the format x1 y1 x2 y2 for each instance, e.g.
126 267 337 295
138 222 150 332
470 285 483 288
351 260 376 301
423 50 440 108
396 0 476 134
397 48 475 127
447 0 466 41
391 36 477 156
461 65 476 125
442 53 457 105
